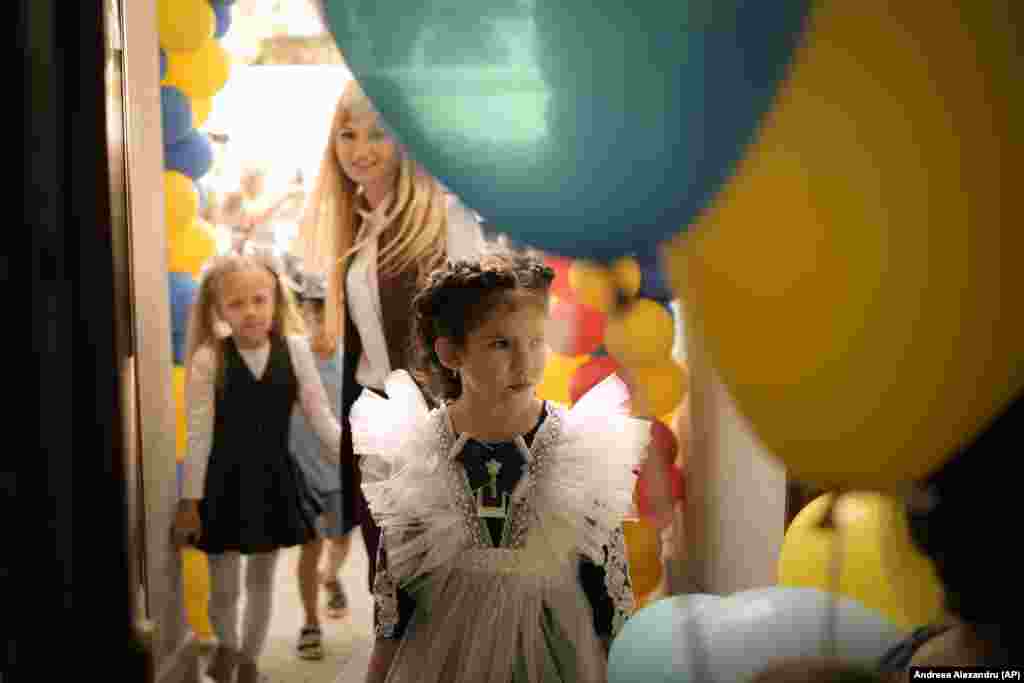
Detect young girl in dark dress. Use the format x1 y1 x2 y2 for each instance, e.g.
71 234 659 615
172 249 344 683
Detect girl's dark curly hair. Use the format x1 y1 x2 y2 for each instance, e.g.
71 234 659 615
411 247 555 402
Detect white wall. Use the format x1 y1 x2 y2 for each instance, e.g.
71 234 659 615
680 304 787 595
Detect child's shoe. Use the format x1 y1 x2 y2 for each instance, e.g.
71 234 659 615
324 579 348 619
235 655 264 683
206 645 238 683
296 625 324 660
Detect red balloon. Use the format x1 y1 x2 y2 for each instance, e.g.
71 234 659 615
569 356 620 404
549 298 606 356
634 460 686 527
546 255 575 300
649 419 679 466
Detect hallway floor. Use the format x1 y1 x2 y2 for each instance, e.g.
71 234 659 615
200 529 375 683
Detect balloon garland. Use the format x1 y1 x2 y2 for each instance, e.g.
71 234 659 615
536 249 688 606
158 0 234 642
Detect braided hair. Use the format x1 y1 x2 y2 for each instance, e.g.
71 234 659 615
411 248 554 402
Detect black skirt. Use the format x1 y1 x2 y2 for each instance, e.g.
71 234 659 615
196 335 323 555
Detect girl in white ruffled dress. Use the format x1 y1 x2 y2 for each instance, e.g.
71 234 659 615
350 249 651 683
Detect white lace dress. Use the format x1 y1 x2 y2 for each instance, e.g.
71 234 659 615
350 370 649 683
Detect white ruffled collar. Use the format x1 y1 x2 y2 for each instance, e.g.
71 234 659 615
438 403 560 466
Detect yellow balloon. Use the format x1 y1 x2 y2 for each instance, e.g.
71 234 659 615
663 2 1023 490
627 359 688 419
181 547 214 641
537 352 589 405
173 366 187 460
605 299 675 366
191 96 213 129
568 260 616 313
169 217 218 277
778 492 944 631
623 519 663 603
157 0 215 52
612 257 642 298
165 38 232 100
164 171 198 235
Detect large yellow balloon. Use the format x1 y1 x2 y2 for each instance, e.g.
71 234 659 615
164 171 198 235
165 38 232 101
157 0 215 52
778 492 944 631
169 217 218 277
664 2 1023 490
537 352 589 405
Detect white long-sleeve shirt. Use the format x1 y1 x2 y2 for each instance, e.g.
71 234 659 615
182 334 342 500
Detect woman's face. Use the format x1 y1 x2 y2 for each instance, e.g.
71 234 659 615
335 109 401 193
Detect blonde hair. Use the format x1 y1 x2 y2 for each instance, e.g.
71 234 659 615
184 248 307 392
297 80 449 357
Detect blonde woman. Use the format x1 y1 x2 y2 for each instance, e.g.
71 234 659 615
296 79 485 652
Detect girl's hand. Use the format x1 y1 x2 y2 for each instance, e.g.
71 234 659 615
173 500 202 548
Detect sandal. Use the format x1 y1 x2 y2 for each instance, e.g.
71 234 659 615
324 580 348 619
296 625 324 661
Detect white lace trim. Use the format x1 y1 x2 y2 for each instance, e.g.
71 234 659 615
440 405 564 553
373 555 401 638
605 525 635 638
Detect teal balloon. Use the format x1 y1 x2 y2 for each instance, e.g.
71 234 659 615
608 594 719 682
320 0 812 261
608 587 907 682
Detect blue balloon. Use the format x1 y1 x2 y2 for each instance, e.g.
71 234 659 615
169 272 199 365
321 1 812 261
159 48 168 80
160 86 193 147
609 587 907 683
636 249 674 302
213 3 232 38
165 130 214 180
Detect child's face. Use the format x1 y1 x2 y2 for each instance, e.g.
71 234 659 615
450 296 549 407
216 267 277 348
335 110 401 191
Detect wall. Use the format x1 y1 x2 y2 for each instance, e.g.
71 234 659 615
680 304 787 595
